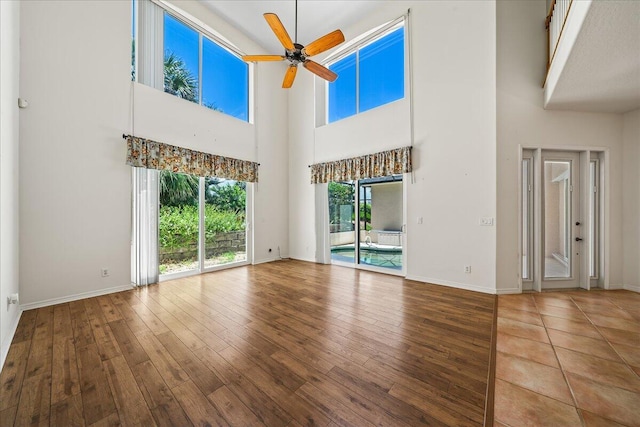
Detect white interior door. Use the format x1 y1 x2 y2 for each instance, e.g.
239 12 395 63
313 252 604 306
541 151 582 290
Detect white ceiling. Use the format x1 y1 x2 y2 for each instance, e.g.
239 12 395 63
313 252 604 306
200 1 381 54
545 0 640 113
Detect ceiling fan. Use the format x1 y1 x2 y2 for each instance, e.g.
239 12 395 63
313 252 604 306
242 0 345 88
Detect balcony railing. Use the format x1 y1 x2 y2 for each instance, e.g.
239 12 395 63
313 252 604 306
545 0 574 71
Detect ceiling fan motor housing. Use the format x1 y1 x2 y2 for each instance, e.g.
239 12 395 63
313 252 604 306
286 43 307 65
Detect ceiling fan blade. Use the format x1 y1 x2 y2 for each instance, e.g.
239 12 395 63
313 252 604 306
264 13 295 51
242 55 285 62
282 65 298 88
303 60 338 82
303 29 345 57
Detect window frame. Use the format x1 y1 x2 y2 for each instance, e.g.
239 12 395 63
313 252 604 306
136 0 254 123
323 16 407 125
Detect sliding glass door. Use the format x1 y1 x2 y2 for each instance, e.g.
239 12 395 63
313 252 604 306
159 171 249 279
329 175 404 274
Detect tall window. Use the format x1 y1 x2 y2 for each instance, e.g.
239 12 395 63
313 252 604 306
136 1 250 122
327 21 405 123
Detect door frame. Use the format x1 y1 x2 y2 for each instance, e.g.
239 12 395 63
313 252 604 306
540 151 580 290
326 174 408 277
159 179 253 282
518 146 609 292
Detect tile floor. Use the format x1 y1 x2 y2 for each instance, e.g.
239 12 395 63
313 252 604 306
493 289 640 427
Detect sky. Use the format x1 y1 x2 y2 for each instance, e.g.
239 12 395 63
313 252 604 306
328 26 405 123
156 12 402 125
164 13 249 121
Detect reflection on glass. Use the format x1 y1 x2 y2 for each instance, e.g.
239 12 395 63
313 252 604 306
522 159 530 280
544 161 570 278
204 178 247 268
589 161 598 278
329 182 356 263
202 38 249 121
159 171 200 275
164 13 199 103
328 54 357 123
358 177 403 270
359 27 404 113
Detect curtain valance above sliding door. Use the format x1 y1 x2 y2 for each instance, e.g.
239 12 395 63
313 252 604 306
310 146 412 184
125 135 259 182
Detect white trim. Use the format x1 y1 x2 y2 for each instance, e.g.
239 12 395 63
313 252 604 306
354 262 404 277
19 284 134 311
496 288 522 295
253 257 283 265
288 256 317 264
405 275 496 295
623 284 640 293
606 283 624 290
150 0 246 57
1 309 23 373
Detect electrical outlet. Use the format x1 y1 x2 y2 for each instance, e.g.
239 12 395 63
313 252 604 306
101 268 109 277
480 217 494 226
464 265 471 273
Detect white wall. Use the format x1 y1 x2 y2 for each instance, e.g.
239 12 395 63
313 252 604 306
0 0 21 368
19 0 289 307
622 108 640 290
496 0 625 292
288 71 317 262
289 1 498 294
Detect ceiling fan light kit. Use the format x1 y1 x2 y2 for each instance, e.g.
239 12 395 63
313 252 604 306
242 1 345 88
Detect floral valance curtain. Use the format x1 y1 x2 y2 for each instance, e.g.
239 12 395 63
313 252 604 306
125 135 259 183
310 146 412 184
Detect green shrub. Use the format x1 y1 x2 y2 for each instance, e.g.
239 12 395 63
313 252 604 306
159 204 245 250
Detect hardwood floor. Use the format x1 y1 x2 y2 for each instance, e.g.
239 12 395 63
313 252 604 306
0 260 496 426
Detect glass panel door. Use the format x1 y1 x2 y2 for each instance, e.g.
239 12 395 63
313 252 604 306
541 151 580 289
159 171 200 275
329 181 356 264
358 176 403 271
329 176 404 272
159 172 249 279
204 178 247 268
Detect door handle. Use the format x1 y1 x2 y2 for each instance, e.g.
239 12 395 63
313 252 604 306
575 237 583 242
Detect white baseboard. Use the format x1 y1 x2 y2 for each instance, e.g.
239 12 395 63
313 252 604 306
623 284 640 293
405 275 496 295
288 256 317 263
1 308 23 373
252 256 284 265
607 283 624 290
496 288 522 295
20 284 134 311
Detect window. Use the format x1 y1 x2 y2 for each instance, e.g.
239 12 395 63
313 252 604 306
522 155 533 280
327 21 405 123
136 1 250 122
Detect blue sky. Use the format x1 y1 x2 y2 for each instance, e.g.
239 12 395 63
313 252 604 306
161 13 402 124
164 13 249 121
328 26 404 123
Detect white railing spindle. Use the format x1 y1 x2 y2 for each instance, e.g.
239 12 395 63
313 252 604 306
546 0 573 71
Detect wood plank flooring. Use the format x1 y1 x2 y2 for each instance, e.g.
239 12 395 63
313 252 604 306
0 260 496 426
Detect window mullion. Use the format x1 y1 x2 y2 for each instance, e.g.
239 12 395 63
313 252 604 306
355 49 360 114
198 34 203 105
199 177 205 272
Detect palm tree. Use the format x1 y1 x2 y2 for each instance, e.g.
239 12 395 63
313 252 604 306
163 51 198 102
159 171 199 207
